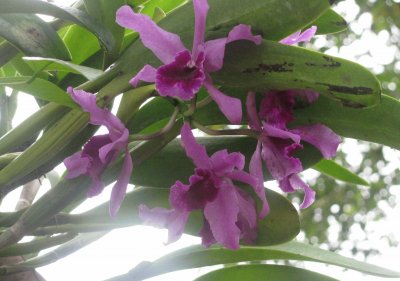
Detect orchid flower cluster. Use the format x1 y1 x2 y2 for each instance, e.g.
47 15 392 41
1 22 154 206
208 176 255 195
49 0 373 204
63 0 341 250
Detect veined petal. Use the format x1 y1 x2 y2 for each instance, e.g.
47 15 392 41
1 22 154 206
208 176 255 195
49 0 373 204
280 26 317 45
261 137 303 181
199 219 216 247
129 65 157 87
180 123 210 169
67 87 125 138
109 149 133 217
249 142 270 218
116 5 186 64
64 152 90 179
285 174 316 208
204 182 241 249
99 129 129 164
263 123 301 144
246 92 262 131
192 0 209 57
204 24 261 73
210 149 245 173
292 124 341 159
204 78 242 124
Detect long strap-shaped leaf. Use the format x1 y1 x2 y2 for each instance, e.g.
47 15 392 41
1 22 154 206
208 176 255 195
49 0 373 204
105 241 400 281
214 40 381 108
0 0 115 52
0 14 70 60
194 264 340 281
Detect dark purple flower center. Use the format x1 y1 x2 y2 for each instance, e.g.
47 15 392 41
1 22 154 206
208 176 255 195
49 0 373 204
186 169 218 210
156 50 205 100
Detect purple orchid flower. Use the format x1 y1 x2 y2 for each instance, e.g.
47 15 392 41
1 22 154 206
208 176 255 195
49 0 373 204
280 26 317 45
247 90 341 208
64 87 133 217
116 1 261 124
139 123 267 249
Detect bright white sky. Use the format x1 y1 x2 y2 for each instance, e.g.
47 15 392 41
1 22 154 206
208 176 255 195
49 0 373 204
1 0 400 280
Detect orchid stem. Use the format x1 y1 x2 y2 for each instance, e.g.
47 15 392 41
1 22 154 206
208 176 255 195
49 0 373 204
128 106 180 141
191 120 259 139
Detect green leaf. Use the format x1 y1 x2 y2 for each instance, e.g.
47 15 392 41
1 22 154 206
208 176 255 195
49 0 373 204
0 76 76 107
60 25 100 64
308 8 348 35
140 0 187 16
294 94 400 150
83 0 126 59
0 0 115 52
23 57 103 81
107 241 400 281
194 265 339 281
313 159 369 186
0 14 70 60
214 40 381 108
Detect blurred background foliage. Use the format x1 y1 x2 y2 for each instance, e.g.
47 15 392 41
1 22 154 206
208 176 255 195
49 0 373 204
289 0 400 259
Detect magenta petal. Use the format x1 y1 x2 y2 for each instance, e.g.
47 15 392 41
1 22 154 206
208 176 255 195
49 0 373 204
67 87 125 138
204 24 261 73
204 79 242 124
169 180 190 211
236 188 257 230
129 65 157 87
204 182 241 249
109 149 133 217
116 6 186 64
192 0 209 56
166 210 190 243
263 124 301 144
199 219 216 247
292 124 341 159
64 152 90 179
87 177 105 197
288 174 316 208
249 142 270 218
139 204 172 228
210 149 245 173
280 26 317 45
180 123 210 169
246 92 262 131
99 129 129 164
261 137 303 181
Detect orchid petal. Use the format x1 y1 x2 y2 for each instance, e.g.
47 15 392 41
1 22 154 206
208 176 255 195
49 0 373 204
280 26 317 45
210 149 245 173
109 149 133 217
249 142 270 218
199 219 216 247
204 182 240 249
192 0 209 56
64 152 90 179
292 124 341 159
261 137 303 181
99 129 129 164
263 123 301 143
236 189 257 229
246 92 262 131
180 123 210 169
204 79 242 124
129 65 157 87
116 5 186 64
204 24 261 73
87 177 105 197
169 180 190 211
288 174 316 208
67 87 125 138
